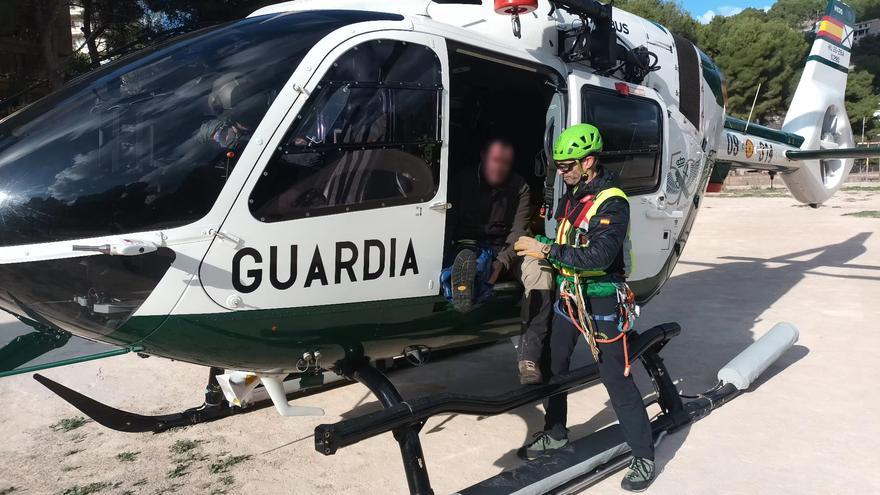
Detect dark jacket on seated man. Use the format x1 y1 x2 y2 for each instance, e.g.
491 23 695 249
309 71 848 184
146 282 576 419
447 167 531 270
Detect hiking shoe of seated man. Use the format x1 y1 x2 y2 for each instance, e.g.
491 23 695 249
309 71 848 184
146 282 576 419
621 457 656 492
518 360 543 385
518 430 568 460
451 249 477 312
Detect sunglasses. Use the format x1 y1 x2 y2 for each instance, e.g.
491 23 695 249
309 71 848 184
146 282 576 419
554 160 579 172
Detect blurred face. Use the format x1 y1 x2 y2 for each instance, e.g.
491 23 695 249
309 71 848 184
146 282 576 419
556 155 597 186
482 142 515 187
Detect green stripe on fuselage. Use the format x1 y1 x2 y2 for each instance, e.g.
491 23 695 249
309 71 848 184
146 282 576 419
115 288 524 371
724 116 805 147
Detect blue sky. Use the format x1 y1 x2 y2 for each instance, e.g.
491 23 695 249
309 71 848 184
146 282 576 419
681 0 775 23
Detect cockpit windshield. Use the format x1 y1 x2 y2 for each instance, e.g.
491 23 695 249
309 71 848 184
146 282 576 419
0 10 400 248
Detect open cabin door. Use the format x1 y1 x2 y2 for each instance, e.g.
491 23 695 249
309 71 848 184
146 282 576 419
566 70 686 298
543 89 567 237
198 32 450 312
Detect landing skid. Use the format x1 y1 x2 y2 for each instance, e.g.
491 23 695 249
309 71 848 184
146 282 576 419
315 322 796 495
32 345 484 433
33 367 343 433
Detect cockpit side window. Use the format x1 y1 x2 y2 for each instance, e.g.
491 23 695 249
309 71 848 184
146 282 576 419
0 11 402 248
248 40 442 222
581 87 663 195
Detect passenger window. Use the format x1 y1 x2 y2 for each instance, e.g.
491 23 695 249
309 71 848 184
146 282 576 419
581 87 662 194
249 40 442 222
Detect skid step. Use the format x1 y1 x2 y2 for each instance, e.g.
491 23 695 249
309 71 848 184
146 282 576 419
315 323 682 456
455 414 677 495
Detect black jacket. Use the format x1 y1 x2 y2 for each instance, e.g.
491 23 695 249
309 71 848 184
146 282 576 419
447 167 531 270
548 165 629 280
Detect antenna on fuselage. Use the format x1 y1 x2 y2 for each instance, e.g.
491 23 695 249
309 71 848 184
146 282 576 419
744 82 762 133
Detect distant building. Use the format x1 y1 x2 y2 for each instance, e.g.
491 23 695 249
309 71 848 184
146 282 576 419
853 18 880 44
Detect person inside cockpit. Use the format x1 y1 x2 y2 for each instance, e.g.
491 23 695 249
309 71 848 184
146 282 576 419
198 72 269 152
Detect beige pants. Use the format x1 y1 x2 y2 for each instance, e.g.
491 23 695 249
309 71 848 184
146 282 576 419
508 255 554 295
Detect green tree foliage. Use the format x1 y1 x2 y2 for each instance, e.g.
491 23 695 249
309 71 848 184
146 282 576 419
698 9 810 122
614 0 700 41
69 1 274 67
143 0 276 28
71 0 145 67
845 69 880 137
852 35 880 91
849 0 880 21
770 0 880 29
768 0 825 28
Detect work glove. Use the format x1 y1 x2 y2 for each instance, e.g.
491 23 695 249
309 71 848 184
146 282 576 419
514 236 552 260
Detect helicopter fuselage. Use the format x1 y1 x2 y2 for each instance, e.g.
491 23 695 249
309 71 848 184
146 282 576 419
0 0 851 374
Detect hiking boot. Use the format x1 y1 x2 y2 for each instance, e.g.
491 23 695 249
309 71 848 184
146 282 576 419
451 249 477 312
518 360 542 385
621 457 656 492
517 430 568 460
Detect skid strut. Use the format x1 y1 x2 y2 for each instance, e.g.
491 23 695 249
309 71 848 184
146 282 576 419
333 364 434 495
316 323 683 495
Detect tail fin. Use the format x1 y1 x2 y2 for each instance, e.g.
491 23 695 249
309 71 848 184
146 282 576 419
781 0 857 203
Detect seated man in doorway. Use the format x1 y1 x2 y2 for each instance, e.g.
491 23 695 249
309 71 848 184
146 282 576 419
446 137 554 385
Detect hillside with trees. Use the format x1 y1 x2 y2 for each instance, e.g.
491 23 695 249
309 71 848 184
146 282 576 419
616 0 880 137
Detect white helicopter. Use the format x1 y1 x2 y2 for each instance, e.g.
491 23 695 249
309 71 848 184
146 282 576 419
0 0 870 492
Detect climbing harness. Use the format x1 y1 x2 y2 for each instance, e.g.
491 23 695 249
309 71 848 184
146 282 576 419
557 274 640 377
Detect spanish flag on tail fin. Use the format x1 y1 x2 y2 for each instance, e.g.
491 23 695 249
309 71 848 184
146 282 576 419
809 0 855 71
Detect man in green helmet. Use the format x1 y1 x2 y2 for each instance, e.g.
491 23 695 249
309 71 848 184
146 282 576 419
513 124 656 492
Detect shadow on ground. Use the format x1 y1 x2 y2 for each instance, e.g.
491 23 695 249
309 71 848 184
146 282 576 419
338 232 874 483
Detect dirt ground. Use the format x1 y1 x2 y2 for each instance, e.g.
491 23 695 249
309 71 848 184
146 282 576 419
1 186 879 495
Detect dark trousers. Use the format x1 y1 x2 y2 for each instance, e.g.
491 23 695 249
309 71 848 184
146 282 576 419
544 295 655 460
518 289 554 363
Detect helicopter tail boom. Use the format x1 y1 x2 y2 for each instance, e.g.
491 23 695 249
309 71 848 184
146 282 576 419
715 0 863 204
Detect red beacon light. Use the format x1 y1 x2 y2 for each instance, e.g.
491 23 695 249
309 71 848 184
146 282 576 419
494 0 539 38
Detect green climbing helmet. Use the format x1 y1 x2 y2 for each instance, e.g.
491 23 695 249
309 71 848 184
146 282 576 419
553 123 603 161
